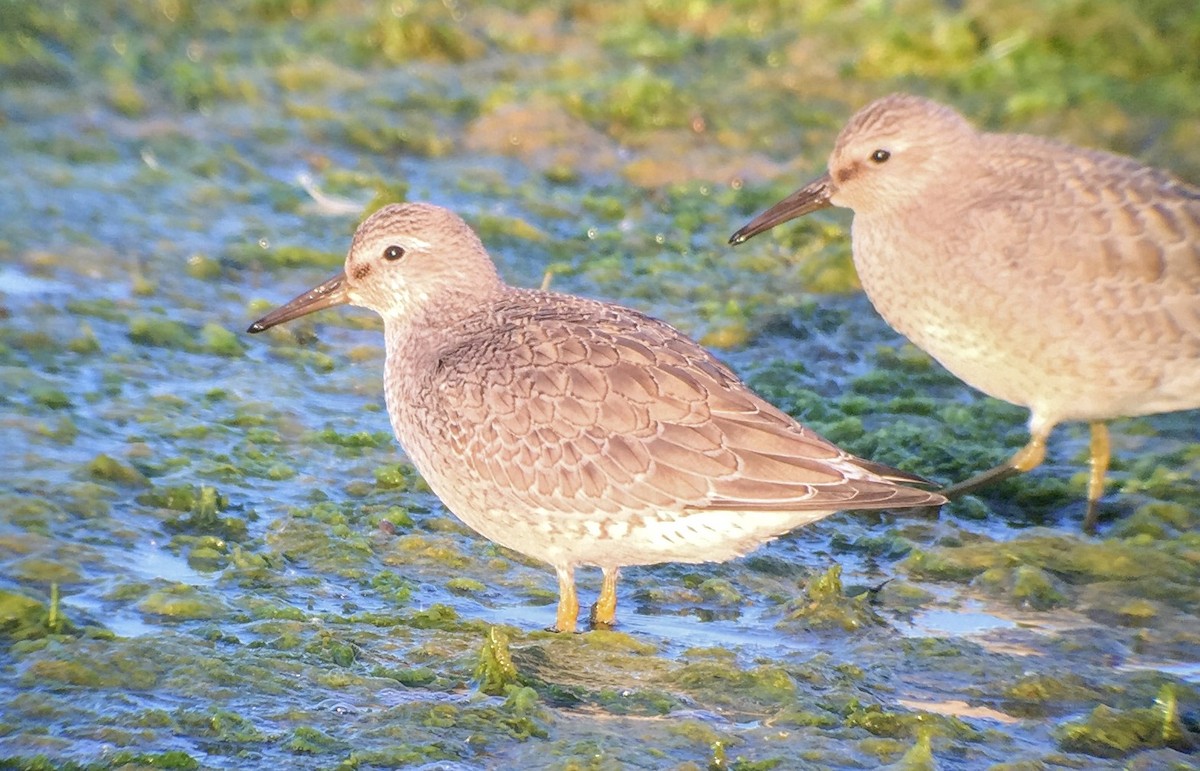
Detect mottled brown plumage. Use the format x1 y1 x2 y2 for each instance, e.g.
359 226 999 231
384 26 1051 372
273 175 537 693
731 94 1200 529
250 202 944 632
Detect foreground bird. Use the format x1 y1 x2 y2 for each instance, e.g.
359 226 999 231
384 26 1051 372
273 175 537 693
249 202 945 632
730 93 1200 530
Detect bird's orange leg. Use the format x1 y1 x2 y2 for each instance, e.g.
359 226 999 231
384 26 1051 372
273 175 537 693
942 427 1049 500
553 566 579 633
589 567 619 628
1083 421 1110 533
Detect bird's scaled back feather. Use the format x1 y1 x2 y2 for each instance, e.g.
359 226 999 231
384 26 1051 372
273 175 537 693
425 289 943 516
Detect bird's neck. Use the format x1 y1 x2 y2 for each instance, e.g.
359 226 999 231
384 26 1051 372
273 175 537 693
382 283 506 367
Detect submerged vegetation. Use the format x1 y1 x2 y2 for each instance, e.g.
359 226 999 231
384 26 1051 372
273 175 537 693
1 0 1198 767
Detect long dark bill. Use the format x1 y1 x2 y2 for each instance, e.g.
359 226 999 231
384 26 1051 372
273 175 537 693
728 171 835 245
246 271 350 333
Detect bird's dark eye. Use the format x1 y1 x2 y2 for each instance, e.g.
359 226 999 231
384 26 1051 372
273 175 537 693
870 149 891 163
383 245 406 261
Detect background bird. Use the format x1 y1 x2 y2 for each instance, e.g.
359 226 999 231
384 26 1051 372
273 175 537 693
731 93 1200 530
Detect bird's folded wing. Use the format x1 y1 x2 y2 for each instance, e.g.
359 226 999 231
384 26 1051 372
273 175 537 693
435 294 944 515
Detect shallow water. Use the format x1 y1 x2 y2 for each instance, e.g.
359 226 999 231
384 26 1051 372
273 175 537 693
2 2 1198 768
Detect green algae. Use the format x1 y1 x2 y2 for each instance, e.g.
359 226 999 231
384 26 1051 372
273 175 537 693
34 415 79 445
62 298 128 322
902 532 1200 607
84 454 149 487
892 728 937 771
575 68 691 134
973 564 1068 610
341 113 457 158
137 584 227 620
286 725 346 755
998 673 1111 716
30 388 71 410
3 500 65 534
715 747 787 771
265 517 373 579
175 707 273 744
180 535 230 571
20 639 161 690
200 323 246 357
841 699 977 742
1110 501 1198 539
0 750 201 769
137 484 221 514
669 660 796 712
65 324 100 355
377 665 437 688
447 577 486 594
106 750 200 768
237 596 306 622
230 243 342 271
0 590 50 641
184 253 223 281
10 559 81 585
746 353 1029 485
592 686 678 717
348 4 487 65
476 626 521 695
306 630 358 668
387 533 471 571
128 316 200 352
579 629 659 656
392 685 550 744
1115 598 1158 627
1054 684 1196 758
780 564 884 632
150 485 248 542
343 744 459 767
407 603 464 631
313 427 392 451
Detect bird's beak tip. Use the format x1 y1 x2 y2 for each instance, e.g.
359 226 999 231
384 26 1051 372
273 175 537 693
728 172 835 244
245 271 350 335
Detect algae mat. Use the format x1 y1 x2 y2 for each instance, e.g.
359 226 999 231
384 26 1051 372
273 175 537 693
1 1 1197 768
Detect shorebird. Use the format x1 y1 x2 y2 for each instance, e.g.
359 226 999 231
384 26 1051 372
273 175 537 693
731 93 1200 529
249 202 945 632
